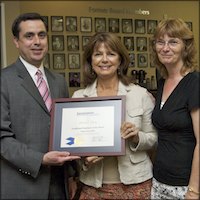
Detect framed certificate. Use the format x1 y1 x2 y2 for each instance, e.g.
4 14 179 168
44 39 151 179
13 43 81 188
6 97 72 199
49 96 126 156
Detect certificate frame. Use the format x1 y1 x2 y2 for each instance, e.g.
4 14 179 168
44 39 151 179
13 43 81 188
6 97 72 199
49 96 126 156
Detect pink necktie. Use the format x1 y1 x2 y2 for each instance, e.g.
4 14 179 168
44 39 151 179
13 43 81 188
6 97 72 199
36 70 52 111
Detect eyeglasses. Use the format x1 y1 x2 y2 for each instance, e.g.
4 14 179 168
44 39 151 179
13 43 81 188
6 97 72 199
155 39 181 48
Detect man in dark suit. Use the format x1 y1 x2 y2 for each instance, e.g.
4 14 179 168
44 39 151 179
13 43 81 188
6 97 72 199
0 13 80 199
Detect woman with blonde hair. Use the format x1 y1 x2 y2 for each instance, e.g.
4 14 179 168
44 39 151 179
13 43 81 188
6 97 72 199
150 18 199 199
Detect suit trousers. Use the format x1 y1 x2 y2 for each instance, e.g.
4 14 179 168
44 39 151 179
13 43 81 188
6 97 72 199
48 166 67 200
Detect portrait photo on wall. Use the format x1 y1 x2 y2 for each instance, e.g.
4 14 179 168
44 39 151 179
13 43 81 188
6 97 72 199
43 53 50 68
129 53 135 67
122 19 133 33
53 53 66 69
41 16 49 31
137 53 148 68
185 21 193 31
82 36 92 50
58 72 65 78
149 54 155 68
135 19 146 34
147 20 158 34
80 17 92 32
108 18 120 33
68 53 80 69
136 37 147 52
51 16 63 32
66 16 77 32
69 72 81 87
95 17 106 32
124 37 134 51
52 35 64 51
67 35 79 51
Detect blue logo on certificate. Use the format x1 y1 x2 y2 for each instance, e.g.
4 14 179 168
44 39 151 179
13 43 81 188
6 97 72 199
66 137 75 145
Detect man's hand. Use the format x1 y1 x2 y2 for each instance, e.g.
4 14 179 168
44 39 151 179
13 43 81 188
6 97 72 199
42 151 80 166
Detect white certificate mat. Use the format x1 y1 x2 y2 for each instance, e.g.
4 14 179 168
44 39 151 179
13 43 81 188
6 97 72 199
61 106 114 147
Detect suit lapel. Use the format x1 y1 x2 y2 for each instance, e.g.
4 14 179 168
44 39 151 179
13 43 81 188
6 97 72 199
16 59 49 114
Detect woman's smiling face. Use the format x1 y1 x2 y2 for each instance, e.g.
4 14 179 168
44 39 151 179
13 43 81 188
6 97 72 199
155 34 185 67
91 43 121 79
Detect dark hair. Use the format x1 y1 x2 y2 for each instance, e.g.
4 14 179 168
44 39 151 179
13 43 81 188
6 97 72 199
12 12 47 39
150 18 197 78
82 32 131 86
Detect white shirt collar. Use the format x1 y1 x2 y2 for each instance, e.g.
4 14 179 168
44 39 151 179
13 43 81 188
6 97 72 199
19 56 47 84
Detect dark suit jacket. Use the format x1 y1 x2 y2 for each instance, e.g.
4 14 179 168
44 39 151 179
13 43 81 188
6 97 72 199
0 59 72 199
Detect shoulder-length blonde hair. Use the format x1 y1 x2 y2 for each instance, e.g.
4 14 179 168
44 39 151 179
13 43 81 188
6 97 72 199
82 32 131 86
150 18 197 79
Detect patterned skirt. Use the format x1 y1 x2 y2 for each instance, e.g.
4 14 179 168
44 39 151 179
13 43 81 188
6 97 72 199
151 178 188 199
79 179 152 200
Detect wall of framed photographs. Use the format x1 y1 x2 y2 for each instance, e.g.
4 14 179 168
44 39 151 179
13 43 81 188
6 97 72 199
43 16 160 81
42 14 194 95
3 1 199 96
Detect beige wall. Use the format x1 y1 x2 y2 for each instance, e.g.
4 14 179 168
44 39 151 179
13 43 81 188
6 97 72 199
2 1 199 96
2 1 20 66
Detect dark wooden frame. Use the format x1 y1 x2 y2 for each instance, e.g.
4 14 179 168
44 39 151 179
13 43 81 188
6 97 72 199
82 36 92 50
137 53 148 68
123 36 134 51
95 17 106 32
67 35 79 51
136 37 147 52
108 18 120 33
51 16 64 32
68 53 80 69
147 20 158 34
135 19 146 34
80 17 92 32
66 16 77 32
52 35 64 51
69 72 81 87
185 21 193 31
129 53 135 67
122 18 133 33
53 53 66 69
43 53 50 68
